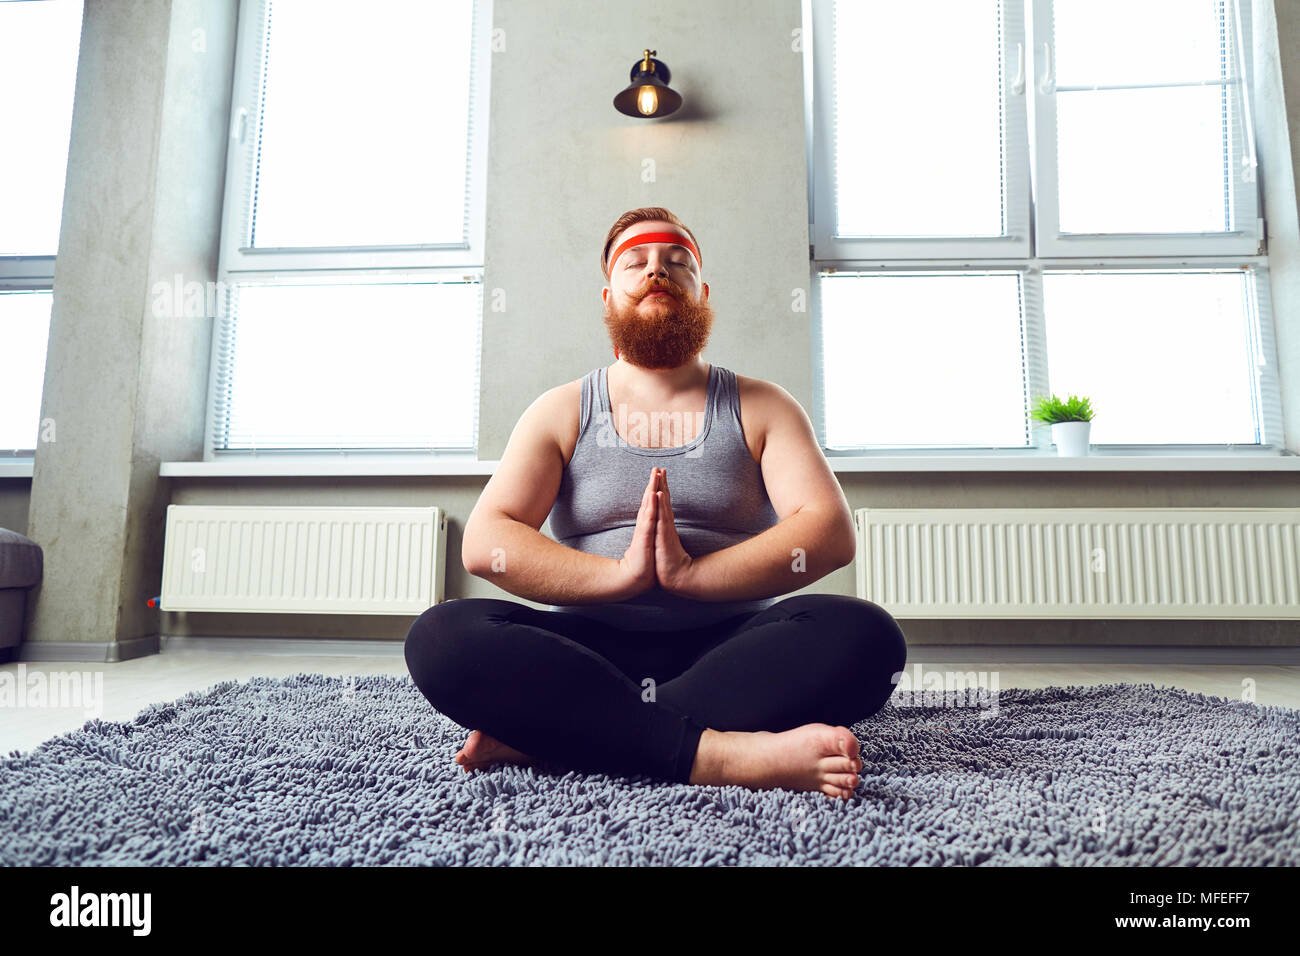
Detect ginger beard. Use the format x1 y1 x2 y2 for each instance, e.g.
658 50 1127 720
603 278 714 371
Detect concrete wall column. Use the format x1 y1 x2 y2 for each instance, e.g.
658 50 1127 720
25 0 237 661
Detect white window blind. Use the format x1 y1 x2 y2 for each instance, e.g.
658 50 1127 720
0 0 82 263
0 291 55 453
1039 269 1271 444
808 0 1282 455
820 272 1028 449
209 0 491 456
814 0 1030 260
243 0 472 251
1033 0 1261 255
213 278 481 451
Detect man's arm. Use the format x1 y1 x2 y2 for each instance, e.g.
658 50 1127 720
666 378 857 602
461 385 637 605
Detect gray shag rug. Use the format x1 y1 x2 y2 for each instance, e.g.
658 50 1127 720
1 674 1297 866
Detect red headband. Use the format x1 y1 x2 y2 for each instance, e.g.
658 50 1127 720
607 230 701 276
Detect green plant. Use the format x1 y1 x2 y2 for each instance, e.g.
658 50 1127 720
1027 392 1096 426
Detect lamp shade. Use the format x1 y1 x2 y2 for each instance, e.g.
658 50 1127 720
614 49 682 118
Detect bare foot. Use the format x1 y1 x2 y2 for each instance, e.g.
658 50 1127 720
689 724 864 800
454 729 534 773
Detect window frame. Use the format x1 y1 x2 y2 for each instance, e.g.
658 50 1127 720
807 0 1282 456
1028 0 1263 258
217 0 491 276
810 0 1032 261
205 0 492 460
0 259 56 286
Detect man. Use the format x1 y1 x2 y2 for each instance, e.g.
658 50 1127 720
404 207 907 800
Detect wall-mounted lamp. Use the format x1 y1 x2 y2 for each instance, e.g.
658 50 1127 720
613 49 682 118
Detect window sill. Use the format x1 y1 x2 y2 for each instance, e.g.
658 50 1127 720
0 454 1295 481
158 456 495 477
149 452 1300 475
822 454 1300 472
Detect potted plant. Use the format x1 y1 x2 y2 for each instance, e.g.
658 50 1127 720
1028 392 1096 456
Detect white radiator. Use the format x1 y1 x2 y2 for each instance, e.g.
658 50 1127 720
160 505 447 614
854 508 1300 619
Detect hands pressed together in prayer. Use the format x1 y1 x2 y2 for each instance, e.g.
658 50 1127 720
615 466 695 598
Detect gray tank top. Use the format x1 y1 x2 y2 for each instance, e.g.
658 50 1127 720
545 363 781 631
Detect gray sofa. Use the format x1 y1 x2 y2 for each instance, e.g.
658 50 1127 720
0 528 42 662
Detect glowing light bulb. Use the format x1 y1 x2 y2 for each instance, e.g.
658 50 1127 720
637 85 659 115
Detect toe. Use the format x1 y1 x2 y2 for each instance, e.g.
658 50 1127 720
820 755 858 773
819 725 860 761
835 728 861 760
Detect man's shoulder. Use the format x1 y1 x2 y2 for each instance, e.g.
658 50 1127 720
732 372 805 461
733 372 799 411
533 376 588 465
533 371 591 409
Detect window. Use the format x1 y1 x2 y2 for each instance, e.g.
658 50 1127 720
820 0 1030 258
0 0 84 455
808 0 1282 454
1037 0 1260 254
208 0 491 456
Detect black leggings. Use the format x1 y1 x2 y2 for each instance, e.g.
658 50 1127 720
403 593 908 784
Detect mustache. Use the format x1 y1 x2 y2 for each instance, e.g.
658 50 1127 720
639 281 680 299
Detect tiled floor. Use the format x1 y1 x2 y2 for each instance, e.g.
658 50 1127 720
2 648 1297 757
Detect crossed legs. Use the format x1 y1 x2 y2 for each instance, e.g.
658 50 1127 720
403 593 907 798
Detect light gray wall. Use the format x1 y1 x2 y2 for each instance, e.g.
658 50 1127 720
0 484 27 537
478 0 811 456
9 0 1300 655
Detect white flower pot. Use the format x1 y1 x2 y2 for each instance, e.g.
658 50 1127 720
1051 420 1092 456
